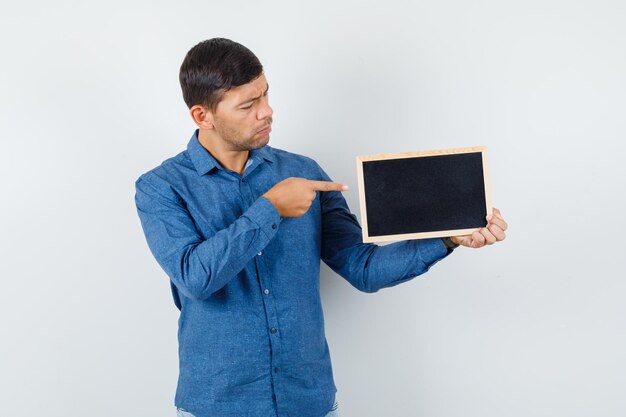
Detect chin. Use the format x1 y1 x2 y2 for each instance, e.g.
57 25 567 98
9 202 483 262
254 136 270 149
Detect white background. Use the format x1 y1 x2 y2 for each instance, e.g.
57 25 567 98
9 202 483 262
1 1 625 416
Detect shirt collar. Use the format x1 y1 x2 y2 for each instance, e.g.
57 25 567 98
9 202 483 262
187 129 275 176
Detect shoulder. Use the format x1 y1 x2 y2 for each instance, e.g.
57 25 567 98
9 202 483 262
263 145 324 178
135 150 194 199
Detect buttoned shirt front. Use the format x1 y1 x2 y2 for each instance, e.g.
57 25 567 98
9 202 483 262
135 130 451 417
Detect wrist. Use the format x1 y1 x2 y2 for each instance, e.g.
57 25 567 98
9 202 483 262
441 236 460 250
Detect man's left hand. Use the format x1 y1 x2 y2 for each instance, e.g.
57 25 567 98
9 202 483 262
450 207 508 249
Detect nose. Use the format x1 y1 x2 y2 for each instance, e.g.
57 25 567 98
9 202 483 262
257 97 273 120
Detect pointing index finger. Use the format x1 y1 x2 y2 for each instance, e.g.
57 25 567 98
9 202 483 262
307 180 349 192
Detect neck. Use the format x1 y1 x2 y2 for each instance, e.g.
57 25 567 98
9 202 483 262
197 129 249 175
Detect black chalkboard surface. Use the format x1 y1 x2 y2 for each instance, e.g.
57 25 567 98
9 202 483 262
356 146 492 243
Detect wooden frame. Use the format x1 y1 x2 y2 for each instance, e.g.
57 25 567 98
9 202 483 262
355 146 492 243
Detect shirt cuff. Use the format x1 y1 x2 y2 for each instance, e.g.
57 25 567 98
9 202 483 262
441 236 460 253
242 196 283 240
418 237 451 264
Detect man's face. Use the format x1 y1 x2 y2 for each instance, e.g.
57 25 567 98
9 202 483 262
211 73 273 151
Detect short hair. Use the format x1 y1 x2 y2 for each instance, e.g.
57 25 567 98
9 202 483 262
179 38 264 111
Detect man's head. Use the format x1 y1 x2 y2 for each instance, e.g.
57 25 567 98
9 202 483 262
180 38 273 152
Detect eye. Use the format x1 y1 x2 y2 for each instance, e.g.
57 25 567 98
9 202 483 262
241 104 253 110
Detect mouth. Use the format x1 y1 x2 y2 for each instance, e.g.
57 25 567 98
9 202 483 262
256 125 272 136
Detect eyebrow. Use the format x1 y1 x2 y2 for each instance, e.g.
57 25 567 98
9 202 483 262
238 84 269 106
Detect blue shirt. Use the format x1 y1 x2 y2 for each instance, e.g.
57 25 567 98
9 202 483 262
134 130 452 417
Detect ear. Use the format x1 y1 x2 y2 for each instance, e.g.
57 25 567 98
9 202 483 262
190 105 215 129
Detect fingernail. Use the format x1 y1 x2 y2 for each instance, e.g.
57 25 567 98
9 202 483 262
342 184 349 191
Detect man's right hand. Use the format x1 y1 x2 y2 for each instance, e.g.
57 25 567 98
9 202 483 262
263 177 349 218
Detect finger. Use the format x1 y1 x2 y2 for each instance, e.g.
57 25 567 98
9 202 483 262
308 180 349 192
487 224 506 241
480 227 497 245
488 215 508 232
453 235 471 247
471 230 485 248
486 208 507 229
491 207 506 222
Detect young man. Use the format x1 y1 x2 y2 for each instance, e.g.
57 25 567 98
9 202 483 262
135 38 507 417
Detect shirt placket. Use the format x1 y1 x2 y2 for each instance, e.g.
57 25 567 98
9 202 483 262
238 166 285 416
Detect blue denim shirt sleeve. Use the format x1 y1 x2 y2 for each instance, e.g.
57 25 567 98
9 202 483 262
315 162 451 293
135 174 282 300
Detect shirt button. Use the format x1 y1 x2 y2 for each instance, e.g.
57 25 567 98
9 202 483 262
274 367 279 373
271 223 277 229
270 327 277 334
241 178 247 183
263 289 270 295
257 251 263 256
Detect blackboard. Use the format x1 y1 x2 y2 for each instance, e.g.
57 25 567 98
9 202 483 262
355 146 492 243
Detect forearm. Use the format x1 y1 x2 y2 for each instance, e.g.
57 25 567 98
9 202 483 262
320 206 452 293
136 177 282 300
162 198 280 298
359 238 450 292
316 161 452 293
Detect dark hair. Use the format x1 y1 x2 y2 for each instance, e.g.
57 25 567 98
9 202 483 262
179 38 264 111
